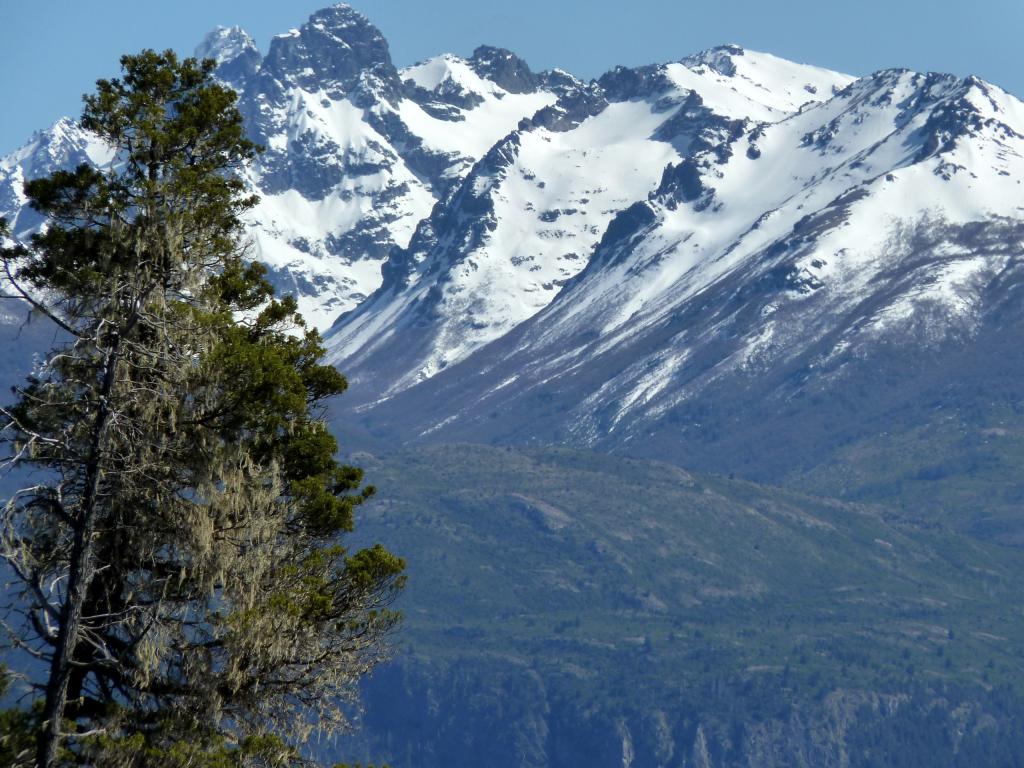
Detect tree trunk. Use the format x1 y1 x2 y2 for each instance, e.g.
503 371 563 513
36 341 121 768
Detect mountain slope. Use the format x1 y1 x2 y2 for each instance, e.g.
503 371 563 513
4 4 1024 534
229 7 562 327
333 444 1024 767
0 118 115 237
323 46 854 393
326 65 1024 540
330 66 1023 405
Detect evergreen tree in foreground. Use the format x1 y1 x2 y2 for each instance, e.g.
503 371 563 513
0 50 404 767
0 665 35 765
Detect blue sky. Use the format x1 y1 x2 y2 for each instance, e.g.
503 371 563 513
2 0 1021 154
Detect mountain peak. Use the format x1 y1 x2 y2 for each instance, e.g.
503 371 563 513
260 3 394 95
195 25 257 63
14 117 94 165
683 44 746 76
195 26 260 89
305 2 374 32
469 45 539 93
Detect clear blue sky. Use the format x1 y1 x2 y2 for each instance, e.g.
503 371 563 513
2 0 1021 154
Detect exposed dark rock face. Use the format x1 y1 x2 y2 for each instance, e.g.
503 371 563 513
470 45 539 93
256 4 397 98
654 159 707 206
598 64 677 102
527 81 608 132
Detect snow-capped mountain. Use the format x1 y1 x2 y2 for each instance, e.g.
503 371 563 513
0 118 115 237
322 46 854 394
3 4 1024 496
319 44 1024 493
0 5 559 329
227 7 566 327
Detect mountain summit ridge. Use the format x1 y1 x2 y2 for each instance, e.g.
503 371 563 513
323 61 1024 487
321 45 855 393
3 7 1023 521
0 6 860 332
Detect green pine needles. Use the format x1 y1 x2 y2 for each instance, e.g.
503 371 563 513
0 50 404 767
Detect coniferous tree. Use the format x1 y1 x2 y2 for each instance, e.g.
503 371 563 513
0 665 36 765
0 50 404 767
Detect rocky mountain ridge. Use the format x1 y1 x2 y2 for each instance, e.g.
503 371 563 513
323 45 854 394
6 3 1023 535
325 58 1024 412
4 3 1024 531
1 4 563 328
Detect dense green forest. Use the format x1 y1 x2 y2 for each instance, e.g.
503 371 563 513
333 445 1024 767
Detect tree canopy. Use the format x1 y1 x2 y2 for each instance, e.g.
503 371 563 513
0 49 404 767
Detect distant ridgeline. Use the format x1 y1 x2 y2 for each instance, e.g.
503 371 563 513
4 3 1024 766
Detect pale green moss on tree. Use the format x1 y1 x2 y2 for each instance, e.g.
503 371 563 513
0 49 403 767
